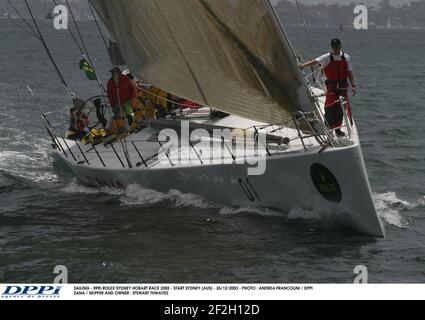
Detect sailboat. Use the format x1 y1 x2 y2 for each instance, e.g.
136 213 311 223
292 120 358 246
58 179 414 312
43 0 385 237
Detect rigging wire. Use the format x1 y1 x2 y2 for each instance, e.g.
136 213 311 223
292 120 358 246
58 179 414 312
0 4 40 40
65 0 112 123
295 0 317 59
23 0 75 97
5 0 38 36
87 0 113 41
294 0 323 92
87 0 114 116
287 1 327 126
88 0 108 50
52 0 84 56
65 0 106 94
65 0 92 61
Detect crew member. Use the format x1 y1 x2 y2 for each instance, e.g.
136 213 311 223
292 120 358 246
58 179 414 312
127 73 144 122
137 82 156 120
68 107 89 140
107 67 137 126
299 39 357 137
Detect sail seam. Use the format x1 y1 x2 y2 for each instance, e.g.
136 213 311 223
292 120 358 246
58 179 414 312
152 0 210 107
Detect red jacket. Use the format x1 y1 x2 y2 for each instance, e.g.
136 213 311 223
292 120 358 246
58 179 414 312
324 53 349 90
107 74 137 107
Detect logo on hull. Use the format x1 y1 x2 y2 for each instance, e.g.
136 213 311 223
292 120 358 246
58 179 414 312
310 163 342 203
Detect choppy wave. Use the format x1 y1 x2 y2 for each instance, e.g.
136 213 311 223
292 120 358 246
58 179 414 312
287 206 333 221
62 179 213 209
219 206 283 217
61 180 424 230
373 191 424 228
220 205 336 222
0 139 58 183
0 170 29 191
61 180 343 221
221 192 424 229
121 184 213 209
62 178 123 195
64 180 296 217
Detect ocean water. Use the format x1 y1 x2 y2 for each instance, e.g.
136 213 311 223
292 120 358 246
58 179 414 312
0 19 424 283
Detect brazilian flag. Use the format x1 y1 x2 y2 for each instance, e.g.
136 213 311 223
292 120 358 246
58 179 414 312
79 58 97 81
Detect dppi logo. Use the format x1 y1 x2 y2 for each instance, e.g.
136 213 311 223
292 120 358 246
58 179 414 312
2 286 62 298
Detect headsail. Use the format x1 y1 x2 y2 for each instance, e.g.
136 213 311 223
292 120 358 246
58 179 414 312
90 0 316 125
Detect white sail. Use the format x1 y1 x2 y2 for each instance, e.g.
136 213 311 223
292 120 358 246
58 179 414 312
90 0 316 125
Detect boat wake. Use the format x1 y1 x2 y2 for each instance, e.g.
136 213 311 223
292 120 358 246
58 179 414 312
0 139 59 184
62 179 213 209
61 180 423 231
120 184 213 209
219 206 284 217
62 179 123 196
284 192 423 230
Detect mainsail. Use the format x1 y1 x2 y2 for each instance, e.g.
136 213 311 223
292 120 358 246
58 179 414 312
90 0 316 125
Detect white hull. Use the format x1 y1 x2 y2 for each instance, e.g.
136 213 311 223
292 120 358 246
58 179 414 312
54 125 385 237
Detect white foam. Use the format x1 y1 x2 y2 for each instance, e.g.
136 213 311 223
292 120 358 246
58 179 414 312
0 148 58 183
0 151 35 163
219 206 283 217
119 184 170 206
60 178 423 230
167 189 212 209
412 197 425 209
120 184 212 209
62 179 123 195
287 206 327 221
373 192 409 228
62 180 212 209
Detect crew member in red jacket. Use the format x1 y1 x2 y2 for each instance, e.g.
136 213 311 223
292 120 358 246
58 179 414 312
107 67 137 126
299 39 357 137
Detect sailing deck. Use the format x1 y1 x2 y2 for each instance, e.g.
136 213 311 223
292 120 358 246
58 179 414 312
50 110 354 172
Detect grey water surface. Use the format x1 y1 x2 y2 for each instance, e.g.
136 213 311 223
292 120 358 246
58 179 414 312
0 19 424 283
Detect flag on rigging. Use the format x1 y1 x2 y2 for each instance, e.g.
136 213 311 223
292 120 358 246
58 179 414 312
79 58 97 81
